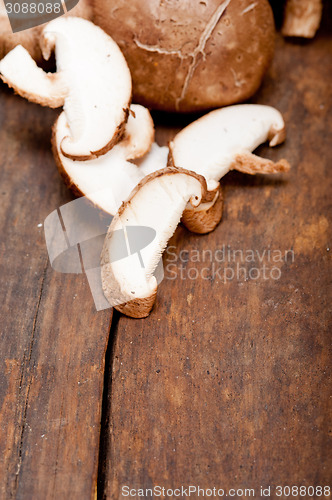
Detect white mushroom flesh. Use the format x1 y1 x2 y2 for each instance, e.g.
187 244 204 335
54 105 168 214
101 170 205 306
0 45 67 107
170 104 286 188
21 16 131 159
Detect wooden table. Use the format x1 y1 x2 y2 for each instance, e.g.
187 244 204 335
0 7 331 500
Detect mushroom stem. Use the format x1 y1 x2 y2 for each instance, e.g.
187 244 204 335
181 184 223 235
231 153 290 175
114 292 158 319
282 0 323 38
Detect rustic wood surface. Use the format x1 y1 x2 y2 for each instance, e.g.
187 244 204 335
0 93 112 499
99 11 332 500
0 5 331 500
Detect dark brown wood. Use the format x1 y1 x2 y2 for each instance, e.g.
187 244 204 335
1 6 331 500
0 90 112 499
100 16 332 500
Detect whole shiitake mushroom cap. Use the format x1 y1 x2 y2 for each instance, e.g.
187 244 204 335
93 0 275 112
0 0 93 62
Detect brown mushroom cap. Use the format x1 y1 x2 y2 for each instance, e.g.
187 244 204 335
93 0 275 112
0 0 93 62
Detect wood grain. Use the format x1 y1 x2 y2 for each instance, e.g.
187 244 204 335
100 13 332 500
0 5 331 499
0 89 112 499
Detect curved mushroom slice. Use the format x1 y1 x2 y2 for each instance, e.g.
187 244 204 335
43 17 132 160
169 104 290 233
0 45 67 108
101 168 208 318
52 105 166 215
0 17 132 160
120 106 155 161
169 104 289 180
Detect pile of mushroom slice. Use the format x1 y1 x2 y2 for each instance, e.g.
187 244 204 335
0 18 290 319
101 105 290 318
0 16 170 211
169 104 290 234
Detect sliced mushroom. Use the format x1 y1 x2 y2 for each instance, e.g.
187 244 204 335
52 104 168 215
101 167 208 318
134 142 170 176
282 0 323 39
0 17 132 160
120 106 155 161
0 45 67 108
169 104 290 233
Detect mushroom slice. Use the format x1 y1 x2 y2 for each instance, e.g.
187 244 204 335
101 168 208 318
135 142 169 177
282 0 322 39
169 104 289 181
43 17 132 160
169 104 290 233
0 17 132 160
0 45 67 108
52 105 165 215
120 105 155 161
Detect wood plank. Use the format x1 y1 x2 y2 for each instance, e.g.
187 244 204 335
0 88 112 499
100 17 332 500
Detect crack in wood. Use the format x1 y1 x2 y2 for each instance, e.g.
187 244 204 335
13 259 48 494
14 376 32 485
52 392 65 498
96 310 121 500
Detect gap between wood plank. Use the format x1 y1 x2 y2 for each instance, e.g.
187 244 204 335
14 259 48 494
97 309 121 500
